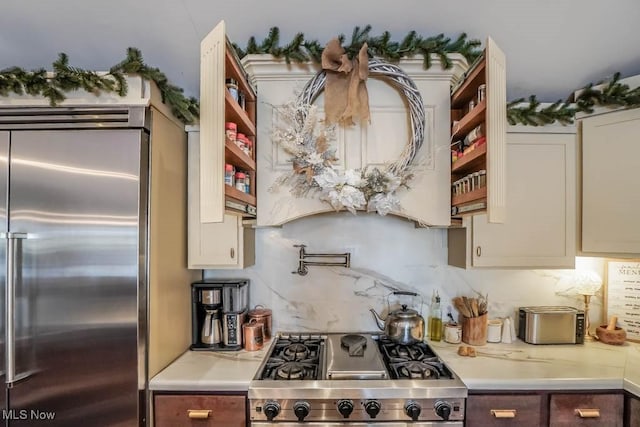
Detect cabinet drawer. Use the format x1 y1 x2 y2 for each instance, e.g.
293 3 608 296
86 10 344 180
550 393 623 427
466 394 543 427
154 394 246 427
628 395 640 427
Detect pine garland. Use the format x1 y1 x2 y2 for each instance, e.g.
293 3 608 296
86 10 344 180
0 48 199 124
506 73 640 126
232 25 483 69
1 27 639 127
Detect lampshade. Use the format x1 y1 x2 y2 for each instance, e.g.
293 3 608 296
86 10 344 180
555 270 603 297
572 270 603 296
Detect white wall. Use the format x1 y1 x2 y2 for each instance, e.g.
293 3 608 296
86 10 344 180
205 213 605 333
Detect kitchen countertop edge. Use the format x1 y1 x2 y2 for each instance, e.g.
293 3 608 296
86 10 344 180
149 339 640 397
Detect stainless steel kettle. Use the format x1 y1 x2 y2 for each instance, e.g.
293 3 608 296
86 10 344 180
370 291 425 345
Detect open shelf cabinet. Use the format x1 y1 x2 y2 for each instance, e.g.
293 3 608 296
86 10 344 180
187 20 257 269
199 20 257 223
450 37 506 223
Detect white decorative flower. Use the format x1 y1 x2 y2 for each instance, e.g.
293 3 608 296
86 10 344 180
325 185 366 214
313 168 341 189
344 169 365 188
368 192 400 216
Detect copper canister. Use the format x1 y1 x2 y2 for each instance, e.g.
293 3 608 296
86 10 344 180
242 319 264 351
247 305 272 340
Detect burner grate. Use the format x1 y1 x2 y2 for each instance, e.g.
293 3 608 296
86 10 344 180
259 336 323 380
377 337 454 380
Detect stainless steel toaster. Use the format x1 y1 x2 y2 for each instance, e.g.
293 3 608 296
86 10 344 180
517 306 585 344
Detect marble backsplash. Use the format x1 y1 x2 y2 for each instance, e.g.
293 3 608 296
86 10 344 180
205 213 605 334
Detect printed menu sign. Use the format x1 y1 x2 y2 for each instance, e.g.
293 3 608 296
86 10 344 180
606 261 640 343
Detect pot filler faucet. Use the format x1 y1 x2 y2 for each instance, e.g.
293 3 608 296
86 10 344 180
292 244 351 275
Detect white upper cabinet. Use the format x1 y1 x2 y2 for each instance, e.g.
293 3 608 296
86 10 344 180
580 107 640 256
243 54 466 227
450 37 507 223
448 126 576 269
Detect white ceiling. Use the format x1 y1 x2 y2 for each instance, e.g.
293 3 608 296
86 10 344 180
2 0 639 102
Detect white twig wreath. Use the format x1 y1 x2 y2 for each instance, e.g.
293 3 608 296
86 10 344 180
270 58 425 216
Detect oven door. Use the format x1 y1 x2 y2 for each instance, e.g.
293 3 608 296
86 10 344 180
251 422 464 426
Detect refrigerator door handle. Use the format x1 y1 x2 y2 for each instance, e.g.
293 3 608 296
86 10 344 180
5 231 27 388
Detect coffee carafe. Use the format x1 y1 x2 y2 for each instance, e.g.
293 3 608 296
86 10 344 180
201 306 222 345
200 289 222 346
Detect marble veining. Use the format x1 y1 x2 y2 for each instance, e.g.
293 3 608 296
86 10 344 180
205 213 604 333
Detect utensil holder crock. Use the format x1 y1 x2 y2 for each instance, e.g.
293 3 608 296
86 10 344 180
462 313 488 346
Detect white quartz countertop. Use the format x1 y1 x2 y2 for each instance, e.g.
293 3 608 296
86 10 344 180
149 343 272 391
149 338 640 395
430 340 635 391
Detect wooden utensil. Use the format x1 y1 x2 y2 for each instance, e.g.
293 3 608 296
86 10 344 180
462 296 474 317
471 299 479 317
453 297 472 318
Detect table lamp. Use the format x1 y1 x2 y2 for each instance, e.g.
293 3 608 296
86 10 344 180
572 271 603 341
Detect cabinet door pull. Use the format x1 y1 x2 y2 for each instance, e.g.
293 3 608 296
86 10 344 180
230 247 235 259
187 409 212 419
476 246 482 257
574 408 600 418
490 409 516 418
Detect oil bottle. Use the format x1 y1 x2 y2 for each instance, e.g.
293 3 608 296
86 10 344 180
429 293 443 341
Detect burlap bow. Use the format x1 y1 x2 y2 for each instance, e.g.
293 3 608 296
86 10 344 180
321 38 370 125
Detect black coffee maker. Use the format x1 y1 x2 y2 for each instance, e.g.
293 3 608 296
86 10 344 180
191 279 249 351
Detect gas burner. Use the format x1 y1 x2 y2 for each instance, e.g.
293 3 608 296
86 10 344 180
377 338 454 380
396 361 441 379
257 335 324 380
276 362 306 380
262 357 319 380
283 343 309 360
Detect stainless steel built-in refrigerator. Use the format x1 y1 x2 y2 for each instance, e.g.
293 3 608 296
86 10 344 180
0 104 192 426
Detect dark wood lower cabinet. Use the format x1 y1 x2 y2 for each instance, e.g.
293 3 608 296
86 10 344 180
467 391 626 427
627 394 640 427
154 393 246 427
466 394 545 427
550 393 623 427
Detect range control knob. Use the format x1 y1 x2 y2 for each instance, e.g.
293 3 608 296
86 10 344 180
263 401 281 421
405 401 422 421
293 401 311 421
337 399 354 418
364 400 381 419
434 400 453 421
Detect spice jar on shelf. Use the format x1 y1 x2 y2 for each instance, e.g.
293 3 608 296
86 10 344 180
238 90 246 110
477 84 486 103
245 139 253 159
224 164 235 187
478 170 487 188
235 133 246 152
241 135 251 157
226 78 239 102
235 172 246 192
225 122 237 144
244 172 251 194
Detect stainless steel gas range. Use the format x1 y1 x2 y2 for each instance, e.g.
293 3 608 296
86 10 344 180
249 333 466 426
